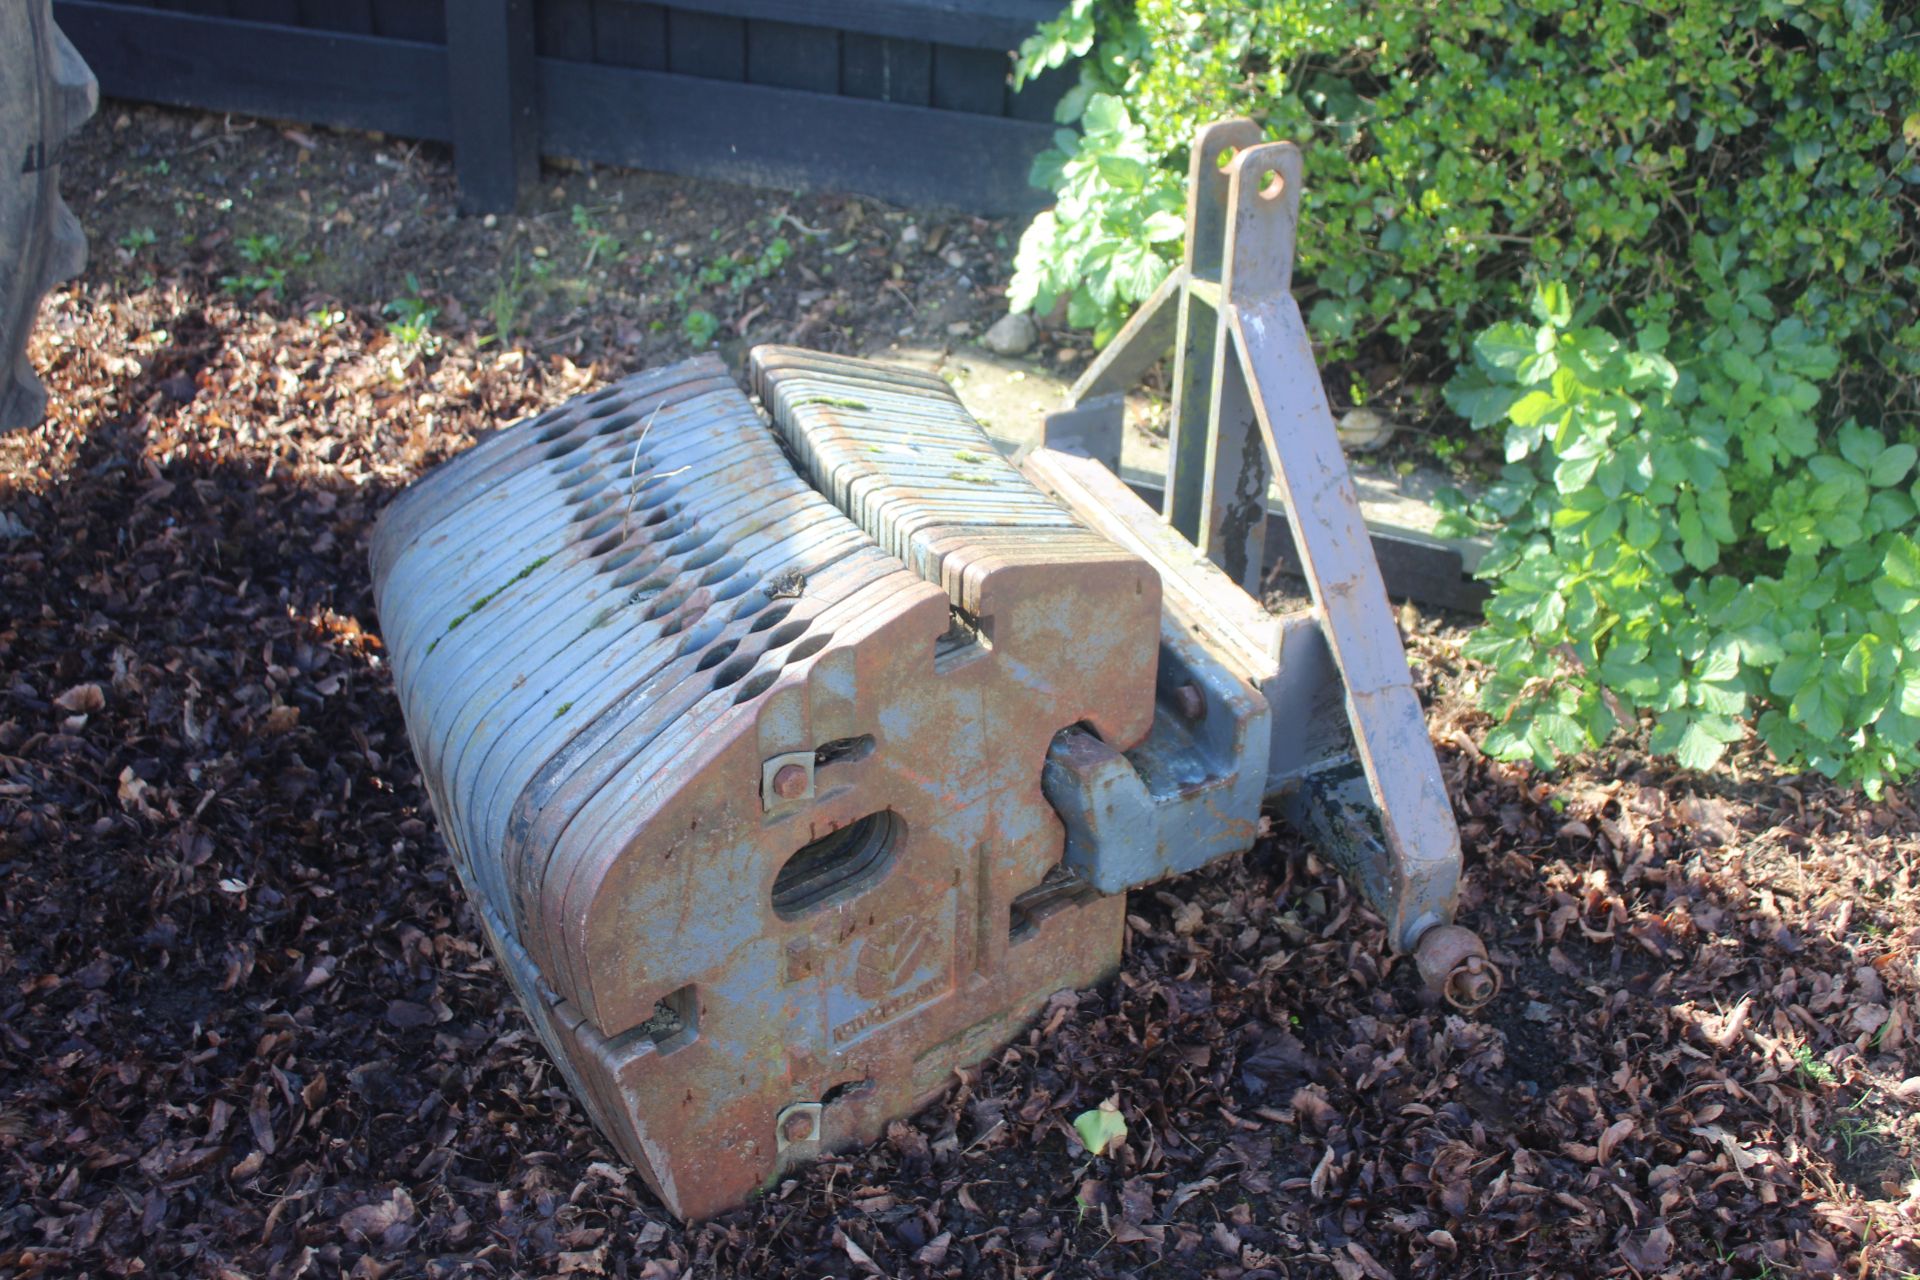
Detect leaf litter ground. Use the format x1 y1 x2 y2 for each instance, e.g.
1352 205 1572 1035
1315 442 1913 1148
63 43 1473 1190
2 106 1917 1279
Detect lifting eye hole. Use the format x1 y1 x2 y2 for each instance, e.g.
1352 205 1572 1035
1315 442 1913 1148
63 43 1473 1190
770 812 903 920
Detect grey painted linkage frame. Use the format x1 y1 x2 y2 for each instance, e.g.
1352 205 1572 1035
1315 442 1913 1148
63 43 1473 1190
1040 122 1473 966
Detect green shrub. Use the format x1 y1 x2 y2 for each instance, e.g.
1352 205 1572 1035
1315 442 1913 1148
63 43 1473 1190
1017 0 1920 789
1440 278 1919 793
1015 1 1919 378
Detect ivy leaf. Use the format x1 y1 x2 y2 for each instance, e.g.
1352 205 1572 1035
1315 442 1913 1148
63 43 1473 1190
1072 1100 1128 1156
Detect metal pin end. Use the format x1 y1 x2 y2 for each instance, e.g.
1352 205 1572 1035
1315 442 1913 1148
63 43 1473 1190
1413 924 1501 1012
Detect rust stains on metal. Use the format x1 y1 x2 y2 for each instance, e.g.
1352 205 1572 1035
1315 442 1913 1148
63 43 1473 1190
373 351 1157 1221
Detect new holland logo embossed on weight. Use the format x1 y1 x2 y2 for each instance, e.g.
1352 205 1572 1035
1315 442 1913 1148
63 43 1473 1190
853 915 934 1000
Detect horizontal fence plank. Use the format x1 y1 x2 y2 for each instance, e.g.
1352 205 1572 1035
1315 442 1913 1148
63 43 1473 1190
242 0 300 22
603 0 1053 49
298 0 373 32
372 0 445 43
55 0 451 139
930 43 1005 115
745 19 839 94
539 57 1051 213
536 0 595 59
840 33 930 105
666 8 744 79
592 0 666 68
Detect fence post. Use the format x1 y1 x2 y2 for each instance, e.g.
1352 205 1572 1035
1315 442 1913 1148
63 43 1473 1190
446 0 538 213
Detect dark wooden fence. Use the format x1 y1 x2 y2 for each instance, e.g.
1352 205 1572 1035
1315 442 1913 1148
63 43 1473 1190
53 0 1070 214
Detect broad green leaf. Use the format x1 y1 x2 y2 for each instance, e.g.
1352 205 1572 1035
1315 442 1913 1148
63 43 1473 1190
1472 323 1536 375
1791 678 1845 742
1871 443 1918 488
1514 348 1560 385
1673 716 1740 771
1837 422 1885 470
1533 281 1573 327
1073 1102 1128 1156
1623 502 1661 551
1445 381 1521 429
1507 390 1563 429
1095 154 1149 190
1900 670 1920 719
1886 534 1920 592
1719 348 1763 386
1676 508 1717 570
1080 94 1129 139
1528 710 1592 759
1841 633 1891 697
1141 209 1186 242
1697 640 1741 683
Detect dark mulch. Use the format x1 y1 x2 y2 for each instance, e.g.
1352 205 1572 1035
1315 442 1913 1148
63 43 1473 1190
2 106 1917 1279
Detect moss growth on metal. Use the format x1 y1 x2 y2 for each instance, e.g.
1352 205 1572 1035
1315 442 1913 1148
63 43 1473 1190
426 553 554 653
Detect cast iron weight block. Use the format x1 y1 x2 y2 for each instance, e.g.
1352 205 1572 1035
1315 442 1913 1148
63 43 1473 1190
374 353 1162 1220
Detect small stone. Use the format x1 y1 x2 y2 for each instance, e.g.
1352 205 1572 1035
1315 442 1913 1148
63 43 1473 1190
941 248 967 271
945 321 971 337
900 224 923 248
1336 407 1399 452
482 212 498 230
981 312 1037 357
